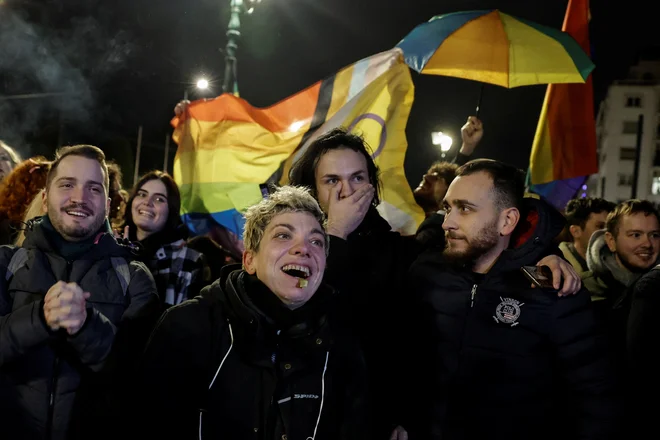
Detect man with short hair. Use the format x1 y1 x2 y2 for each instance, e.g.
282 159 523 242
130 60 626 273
0 145 160 440
583 199 660 309
409 159 618 440
582 199 660 373
560 197 615 273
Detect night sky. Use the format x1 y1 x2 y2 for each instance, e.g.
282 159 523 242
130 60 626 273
1 0 658 189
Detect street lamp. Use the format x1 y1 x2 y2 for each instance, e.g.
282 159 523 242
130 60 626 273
431 131 453 158
196 78 210 90
222 0 263 95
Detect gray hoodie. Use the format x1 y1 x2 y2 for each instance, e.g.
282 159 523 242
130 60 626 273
584 229 641 299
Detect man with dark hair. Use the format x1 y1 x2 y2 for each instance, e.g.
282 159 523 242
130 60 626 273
408 159 618 440
0 144 160 440
289 134 581 439
414 116 483 249
560 197 616 273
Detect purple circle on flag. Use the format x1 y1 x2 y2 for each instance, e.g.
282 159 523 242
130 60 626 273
347 113 387 159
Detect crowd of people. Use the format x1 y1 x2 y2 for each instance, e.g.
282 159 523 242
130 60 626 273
0 114 656 440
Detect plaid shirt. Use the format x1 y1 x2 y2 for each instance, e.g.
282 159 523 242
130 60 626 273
149 239 204 306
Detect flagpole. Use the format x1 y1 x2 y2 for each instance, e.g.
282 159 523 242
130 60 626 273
163 134 170 173
223 0 242 94
222 0 261 95
133 126 143 186
631 114 644 199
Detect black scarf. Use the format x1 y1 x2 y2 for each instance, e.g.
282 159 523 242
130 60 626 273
41 215 111 260
242 273 331 332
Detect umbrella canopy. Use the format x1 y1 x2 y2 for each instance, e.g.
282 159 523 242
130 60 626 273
396 9 594 88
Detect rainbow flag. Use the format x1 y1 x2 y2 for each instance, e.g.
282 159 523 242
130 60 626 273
528 0 597 209
172 48 423 238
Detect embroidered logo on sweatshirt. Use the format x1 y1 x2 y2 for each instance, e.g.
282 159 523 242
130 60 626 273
493 297 523 327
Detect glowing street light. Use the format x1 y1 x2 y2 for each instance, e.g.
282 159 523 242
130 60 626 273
196 78 210 90
431 131 453 152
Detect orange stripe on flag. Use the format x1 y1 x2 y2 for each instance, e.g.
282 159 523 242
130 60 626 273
172 82 322 133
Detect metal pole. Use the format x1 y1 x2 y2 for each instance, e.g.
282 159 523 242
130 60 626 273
133 126 143 186
223 0 243 94
631 114 644 199
57 111 64 148
163 134 170 173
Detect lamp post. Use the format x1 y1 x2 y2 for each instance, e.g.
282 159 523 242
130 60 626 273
222 0 262 95
183 76 212 100
431 131 453 158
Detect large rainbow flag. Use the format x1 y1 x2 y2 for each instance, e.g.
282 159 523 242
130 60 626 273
527 0 597 209
172 48 423 238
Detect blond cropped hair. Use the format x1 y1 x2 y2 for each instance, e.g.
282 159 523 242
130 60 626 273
243 186 328 255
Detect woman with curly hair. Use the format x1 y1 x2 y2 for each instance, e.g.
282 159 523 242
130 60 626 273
0 156 51 244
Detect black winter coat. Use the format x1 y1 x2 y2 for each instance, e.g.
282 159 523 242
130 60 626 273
0 219 160 440
324 208 420 437
408 198 620 440
136 266 370 440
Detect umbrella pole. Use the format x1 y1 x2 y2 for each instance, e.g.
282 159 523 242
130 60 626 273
475 83 485 118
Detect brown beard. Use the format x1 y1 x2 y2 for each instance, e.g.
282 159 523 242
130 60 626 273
48 202 106 242
443 217 500 267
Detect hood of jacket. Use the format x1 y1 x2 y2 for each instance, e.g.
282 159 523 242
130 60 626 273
586 229 642 288
490 197 566 273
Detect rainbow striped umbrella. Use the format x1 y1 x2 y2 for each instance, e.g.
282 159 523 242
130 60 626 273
396 9 594 111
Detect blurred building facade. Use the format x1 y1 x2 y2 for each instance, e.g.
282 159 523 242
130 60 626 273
588 59 660 203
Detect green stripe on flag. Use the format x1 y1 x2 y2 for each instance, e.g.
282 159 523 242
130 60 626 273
178 182 263 216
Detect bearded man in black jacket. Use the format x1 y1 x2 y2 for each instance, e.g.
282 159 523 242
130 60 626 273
408 159 620 440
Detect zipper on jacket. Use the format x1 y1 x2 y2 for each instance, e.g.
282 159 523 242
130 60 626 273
46 260 73 440
46 356 61 440
470 284 477 308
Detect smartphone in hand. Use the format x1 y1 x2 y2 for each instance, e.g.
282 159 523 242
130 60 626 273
520 265 556 291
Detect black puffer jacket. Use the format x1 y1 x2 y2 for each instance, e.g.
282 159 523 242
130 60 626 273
0 218 160 440
408 198 620 440
324 208 420 437
136 266 370 440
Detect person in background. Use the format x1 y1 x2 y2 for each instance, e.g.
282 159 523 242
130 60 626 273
581 199 660 383
560 197 615 274
187 234 239 283
136 186 369 439
583 200 660 314
0 140 21 182
414 116 483 250
626 259 660 436
122 170 206 308
0 156 51 245
107 161 128 230
14 191 48 246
